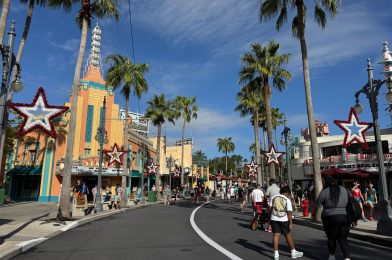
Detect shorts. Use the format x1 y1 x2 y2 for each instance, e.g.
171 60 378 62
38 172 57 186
354 198 361 203
366 200 375 206
270 220 290 235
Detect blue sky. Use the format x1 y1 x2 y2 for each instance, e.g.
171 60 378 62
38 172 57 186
8 0 392 159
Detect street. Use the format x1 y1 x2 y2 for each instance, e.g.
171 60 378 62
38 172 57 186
13 199 390 260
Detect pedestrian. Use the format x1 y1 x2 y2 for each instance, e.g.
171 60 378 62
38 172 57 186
269 186 303 260
116 184 122 205
250 184 264 214
229 186 235 203
316 176 351 260
239 185 246 212
164 185 171 205
92 185 98 204
220 186 225 200
152 185 156 192
265 178 281 232
81 181 89 196
195 186 201 204
364 182 377 221
73 180 82 197
135 187 142 205
351 182 367 221
205 187 211 202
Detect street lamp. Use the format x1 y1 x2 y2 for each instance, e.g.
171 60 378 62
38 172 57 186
166 155 176 191
94 97 107 212
354 58 392 236
0 21 23 187
280 115 294 191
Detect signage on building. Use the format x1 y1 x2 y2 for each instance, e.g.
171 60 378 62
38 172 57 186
119 110 149 135
56 165 130 176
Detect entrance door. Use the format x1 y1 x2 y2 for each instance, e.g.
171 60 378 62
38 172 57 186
82 176 97 202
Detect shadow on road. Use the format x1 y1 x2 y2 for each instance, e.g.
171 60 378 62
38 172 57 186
235 238 277 259
0 213 50 245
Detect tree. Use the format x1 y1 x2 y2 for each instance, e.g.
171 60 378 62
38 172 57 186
145 94 174 198
259 0 341 210
240 41 291 179
172 96 198 185
217 137 235 174
235 82 263 184
192 150 207 167
50 0 119 219
106 54 149 206
0 0 10 44
272 107 284 149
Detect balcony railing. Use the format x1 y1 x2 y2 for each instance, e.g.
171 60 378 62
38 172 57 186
305 153 392 165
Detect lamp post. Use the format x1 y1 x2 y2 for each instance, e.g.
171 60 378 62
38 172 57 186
166 155 176 191
139 143 146 204
0 21 23 188
353 58 392 236
95 97 107 212
280 115 293 191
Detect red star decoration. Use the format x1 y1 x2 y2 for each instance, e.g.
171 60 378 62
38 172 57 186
172 165 180 177
263 144 285 166
245 159 259 175
8 87 69 138
147 161 159 175
334 107 372 150
104 143 126 166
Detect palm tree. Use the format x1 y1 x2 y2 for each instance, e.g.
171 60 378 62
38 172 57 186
192 150 207 167
106 54 149 206
248 143 256 155
50 0 119 219
217 137 235 174
0 0 10 44
272 108 284 149
235 82 263 184
239 41 291 179
259 0 341 206
145 94 174 198
172 96 198 185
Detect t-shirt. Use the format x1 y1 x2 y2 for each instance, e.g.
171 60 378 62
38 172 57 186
230 187 235 197
366 188 376 202
316 186 348 217
268 194 292 222
251 189 264 203
266 184 280 198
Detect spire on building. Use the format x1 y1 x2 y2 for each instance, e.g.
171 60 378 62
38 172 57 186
82 24 105 85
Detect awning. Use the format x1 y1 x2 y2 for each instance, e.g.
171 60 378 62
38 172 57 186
321 168 369 178
131 170 142 177
7 166 42 175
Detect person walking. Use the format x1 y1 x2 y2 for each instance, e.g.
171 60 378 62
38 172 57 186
205 187 211 202
239 185 246 213
163 185 171 205
316 176 351 260
250 184 264 214
229 185 235 203
81 181 89 196
73 180 82 197
351 182 367 222
92 185 98 204
364 182 378 221
269 186 303 260
265 179 281 232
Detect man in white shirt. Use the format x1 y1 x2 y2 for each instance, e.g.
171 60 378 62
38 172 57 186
268 186 303 260
250 184 264 203
266 178 281 199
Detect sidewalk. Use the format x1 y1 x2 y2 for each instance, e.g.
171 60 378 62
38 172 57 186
293 211 392 247
0 200 161 260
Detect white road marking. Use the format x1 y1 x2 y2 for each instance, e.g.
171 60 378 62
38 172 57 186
190 200 243 260
16 237 47 252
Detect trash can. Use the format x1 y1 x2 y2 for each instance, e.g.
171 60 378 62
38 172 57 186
147 191 157 202
0 188 5 206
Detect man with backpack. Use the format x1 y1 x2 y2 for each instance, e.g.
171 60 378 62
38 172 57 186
269 186 303 260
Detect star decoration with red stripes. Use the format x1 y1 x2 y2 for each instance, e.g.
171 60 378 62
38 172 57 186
263 144 285 166
245 159 259 176
8 87 69 138
104 143 126 166
147 161 159 175
334 107 372 150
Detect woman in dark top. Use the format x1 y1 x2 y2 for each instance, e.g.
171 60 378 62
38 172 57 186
316 176 350 260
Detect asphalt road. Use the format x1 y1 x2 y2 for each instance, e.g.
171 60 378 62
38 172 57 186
13 199 390 260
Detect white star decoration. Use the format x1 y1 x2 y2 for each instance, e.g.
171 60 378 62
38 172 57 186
263 144 285 166
104 143 126 166
9 87 68 138
147 161 159 175
334 107 371 149
245 159 259 175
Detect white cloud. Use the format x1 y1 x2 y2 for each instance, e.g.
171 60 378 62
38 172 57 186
48 38 80 52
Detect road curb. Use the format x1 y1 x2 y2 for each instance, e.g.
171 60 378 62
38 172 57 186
0 201 161 260
293 218 392 247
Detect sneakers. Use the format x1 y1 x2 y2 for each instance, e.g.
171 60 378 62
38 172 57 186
368 216 375 221
291 250 303 259
328 255 336 260
362 217 368 222
274 255 279 260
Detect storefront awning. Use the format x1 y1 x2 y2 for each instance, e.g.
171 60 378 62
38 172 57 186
7 166 42 175
321 168 369 178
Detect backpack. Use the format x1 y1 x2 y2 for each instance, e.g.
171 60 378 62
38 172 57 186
346 189 362 224
272 196 288 218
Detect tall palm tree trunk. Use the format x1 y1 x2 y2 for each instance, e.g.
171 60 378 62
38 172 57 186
253 109 262 185
0 0 10 45
297 4 322 220
225 151 228 174
156 122 162 199
263 83 275 179
180 120 185 185
59 18 88 219
121 97 129 207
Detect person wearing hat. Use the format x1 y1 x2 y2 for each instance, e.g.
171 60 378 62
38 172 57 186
351 182 367 222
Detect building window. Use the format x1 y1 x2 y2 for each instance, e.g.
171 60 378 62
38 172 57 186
29 150 37 161
85 105 94 142
84 149 91 158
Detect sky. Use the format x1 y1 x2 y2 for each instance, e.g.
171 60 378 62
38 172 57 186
7 0 392 160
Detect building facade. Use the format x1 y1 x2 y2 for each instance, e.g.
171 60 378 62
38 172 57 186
5 25 156 202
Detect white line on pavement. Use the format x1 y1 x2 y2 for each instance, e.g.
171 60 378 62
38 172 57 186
190 200 243 260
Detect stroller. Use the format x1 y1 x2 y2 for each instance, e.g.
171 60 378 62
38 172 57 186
169 190 177 205
250 200 269 231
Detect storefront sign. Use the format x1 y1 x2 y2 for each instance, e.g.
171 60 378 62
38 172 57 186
56 165 131 176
